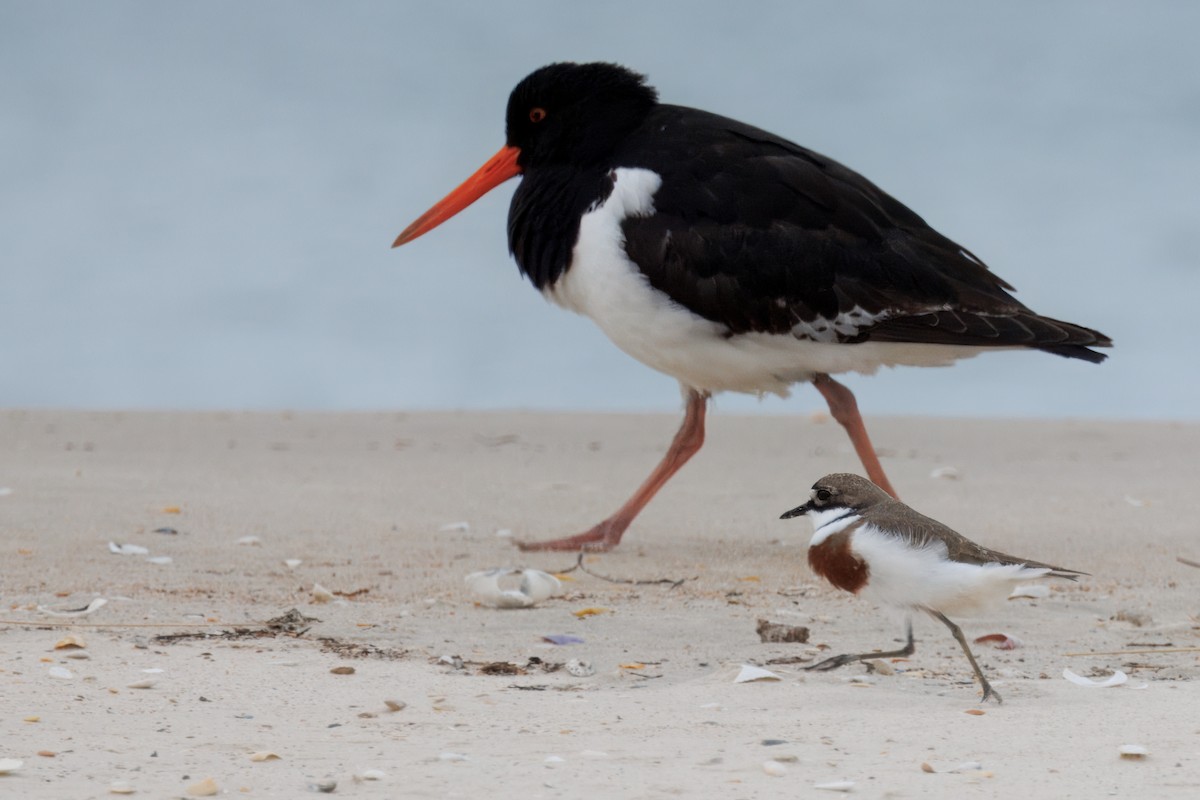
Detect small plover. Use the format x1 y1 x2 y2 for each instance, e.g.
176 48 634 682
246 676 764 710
781 473 1084 702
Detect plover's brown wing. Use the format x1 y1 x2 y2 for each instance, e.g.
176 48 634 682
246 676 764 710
864 501 1088 578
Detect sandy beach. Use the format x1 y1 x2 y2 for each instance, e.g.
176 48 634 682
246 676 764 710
1 409 1197 798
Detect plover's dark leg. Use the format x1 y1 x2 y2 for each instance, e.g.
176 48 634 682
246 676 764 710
806 617 915 672
811 374 899 499
517 389 709 552
930 610 1002 704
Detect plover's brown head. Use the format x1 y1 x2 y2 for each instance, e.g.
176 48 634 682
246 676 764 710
780 473 891 519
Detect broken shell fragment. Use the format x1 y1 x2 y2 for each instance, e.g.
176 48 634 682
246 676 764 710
384 699 406 712
763 760 788 777
1062 668 1128 688
54 635 86 650
108 541 150 555
356 769 386 780
565 659 595 677
109 781 135 794
973 633 1023 650
735 664 782 683
814 780 856 792
0 758 23 774
465 568 563 609
1118 744 1149 759
185 777 219 796
311 583 334 603
38 597 108 617
249 751 281 762
127 678 158 689
48 666 74 679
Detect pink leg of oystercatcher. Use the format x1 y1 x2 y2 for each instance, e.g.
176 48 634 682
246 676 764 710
517 377 899 551
517 389 708 551
812 373 899 499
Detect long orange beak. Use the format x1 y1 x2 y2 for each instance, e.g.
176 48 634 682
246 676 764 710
392 145 522 247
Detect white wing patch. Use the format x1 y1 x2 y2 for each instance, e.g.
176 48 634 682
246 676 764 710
791 306 888 343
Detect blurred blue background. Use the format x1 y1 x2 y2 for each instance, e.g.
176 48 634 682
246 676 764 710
2 1 1197 418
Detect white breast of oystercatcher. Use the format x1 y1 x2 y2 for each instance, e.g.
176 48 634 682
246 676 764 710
548 165 996 397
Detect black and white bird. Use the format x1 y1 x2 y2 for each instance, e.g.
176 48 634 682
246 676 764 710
781 472 1085 702
394 62 1112 552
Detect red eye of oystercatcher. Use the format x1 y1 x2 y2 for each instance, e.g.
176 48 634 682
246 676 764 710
392 61 1112 553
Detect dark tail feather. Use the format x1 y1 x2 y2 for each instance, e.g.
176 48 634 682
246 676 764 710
1036 344 1108 363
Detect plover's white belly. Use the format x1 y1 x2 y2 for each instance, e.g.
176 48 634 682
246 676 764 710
849 524 1051 616
545 167 989 397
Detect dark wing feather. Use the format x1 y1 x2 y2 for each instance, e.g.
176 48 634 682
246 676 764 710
616 105 1111 361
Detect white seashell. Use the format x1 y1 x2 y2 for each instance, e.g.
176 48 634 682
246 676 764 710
1008 584 1050 599
814 780 856 792
735 664 782 683
439 521 470 532
145 555 173 565
0 759 24 774
284 559 302 569
1118 744 1148 759
763 760 788 777
930 466 960 480
566 659 595 677
356 769 385 780
438 752 468 762
465 568 562 608
48 666 73 679
249 751 280 762
127 679 158 689
236 535 261 546
108 542 150 555
544 755 565 765
1062 668 1128 688
494 528 514 538
38 597 108 617
311 583 334 603
108 780 135 794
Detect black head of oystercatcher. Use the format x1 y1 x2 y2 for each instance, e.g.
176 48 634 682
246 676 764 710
781 473 1086 702
394 62 1112 552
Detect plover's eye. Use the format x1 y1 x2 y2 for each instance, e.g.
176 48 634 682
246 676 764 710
816 489 832 502
529 107 547 123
